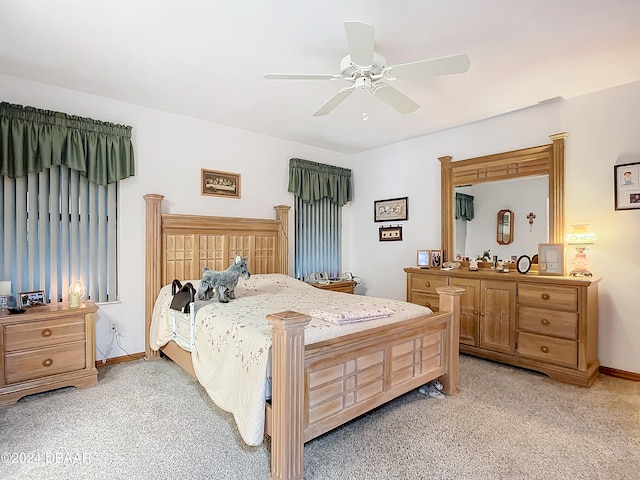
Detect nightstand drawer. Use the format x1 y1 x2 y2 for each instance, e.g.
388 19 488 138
409 275 448 294
518 284 577 310
4 317 85 352
518 306 578 339
4 341 87 384
517 331 577 368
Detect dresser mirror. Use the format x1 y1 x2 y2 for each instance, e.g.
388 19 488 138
439 133 567 262
496 209 514 245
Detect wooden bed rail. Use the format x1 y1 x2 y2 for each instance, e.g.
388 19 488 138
266 286 463 480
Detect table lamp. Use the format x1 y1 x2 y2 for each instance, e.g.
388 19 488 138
565 224 596 277
69 280 85 308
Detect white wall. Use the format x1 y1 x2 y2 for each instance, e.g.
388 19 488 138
348 81 640 373
0 74 350 362
3 72 639 374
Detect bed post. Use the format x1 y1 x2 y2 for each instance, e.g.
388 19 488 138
435 286 464 396
267 310 311 480
274 205 290 275
144 194 164 361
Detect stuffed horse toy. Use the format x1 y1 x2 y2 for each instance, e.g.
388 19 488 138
197 256 250 303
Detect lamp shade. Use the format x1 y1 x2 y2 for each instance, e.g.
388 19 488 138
565 224 596 245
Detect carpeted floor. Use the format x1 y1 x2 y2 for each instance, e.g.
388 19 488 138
1 355 639 480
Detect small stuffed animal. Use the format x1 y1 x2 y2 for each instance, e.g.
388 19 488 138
419 380 445 399
197 256 250 303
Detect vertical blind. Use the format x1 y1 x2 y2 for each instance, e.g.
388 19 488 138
294 196 341 279
1 165 117 303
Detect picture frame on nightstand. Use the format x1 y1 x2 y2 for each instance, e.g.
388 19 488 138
18 290 46 308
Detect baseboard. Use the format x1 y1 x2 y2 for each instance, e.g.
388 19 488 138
600 366 640 382
96 352 144 368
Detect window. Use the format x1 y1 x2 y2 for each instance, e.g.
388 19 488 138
0 102 134 304
1 167 118 303
288 158 352 280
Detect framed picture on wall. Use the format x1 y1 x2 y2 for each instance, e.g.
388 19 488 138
374 197 408 222
201 169 241 198
614 161 640 210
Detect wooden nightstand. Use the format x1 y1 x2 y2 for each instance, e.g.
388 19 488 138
0 302 98 405
309 280 357 294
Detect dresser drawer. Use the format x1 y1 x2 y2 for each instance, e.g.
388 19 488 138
409 275 448 294
4 317 86 352
517 331 577 368
407 291 439 311
4 341 87 384
518 306 578 339
518 284 577 310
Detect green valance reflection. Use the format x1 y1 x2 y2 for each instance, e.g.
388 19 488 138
1 102 135 185
456 192 475 221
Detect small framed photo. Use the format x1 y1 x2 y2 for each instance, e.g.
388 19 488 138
417 250 431 268
374 197 408 222
614 162 640 210
430 249 442 268
378 225 403 241
537 243 564 276
19 289 46 308
201 169 241 198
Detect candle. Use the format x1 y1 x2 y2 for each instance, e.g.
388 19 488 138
0 281 11 295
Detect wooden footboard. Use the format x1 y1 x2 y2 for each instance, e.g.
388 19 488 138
267 286 462 480
144 194 462 480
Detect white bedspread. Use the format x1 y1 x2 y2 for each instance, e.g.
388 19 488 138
150 274 432 446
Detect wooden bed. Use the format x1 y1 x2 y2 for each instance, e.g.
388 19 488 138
144 193 463 480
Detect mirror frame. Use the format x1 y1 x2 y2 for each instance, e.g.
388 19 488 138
439 133 567 262
497 209 514 245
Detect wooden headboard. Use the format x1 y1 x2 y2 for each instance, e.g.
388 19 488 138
143 193 290 359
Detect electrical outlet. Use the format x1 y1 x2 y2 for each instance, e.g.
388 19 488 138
110 320 118 333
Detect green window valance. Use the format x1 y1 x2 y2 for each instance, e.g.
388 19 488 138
288 158 352 207
1 102 135 185
455 192 475 221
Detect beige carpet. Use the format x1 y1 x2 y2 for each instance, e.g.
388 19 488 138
1 355 639 479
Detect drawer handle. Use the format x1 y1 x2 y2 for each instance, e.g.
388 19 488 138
424 302 431 308
541 318 550 326
42 358 53 367
540 346 549 354
541 293 550 301
424 281 431 288
41 329 53 338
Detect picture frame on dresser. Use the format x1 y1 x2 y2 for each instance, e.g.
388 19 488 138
537 243 564 276
417 249 431 268
18 289 46 307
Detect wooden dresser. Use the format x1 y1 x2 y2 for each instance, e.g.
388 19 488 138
0 302 98 404
308 280 357 294
405 267 600 386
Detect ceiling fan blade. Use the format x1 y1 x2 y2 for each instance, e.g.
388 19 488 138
344 21 375 67
370 82 419 114
263 73 342 80
312 86 355 116
387 54 470 80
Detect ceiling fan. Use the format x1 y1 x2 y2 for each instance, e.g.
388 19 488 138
263 21 470 117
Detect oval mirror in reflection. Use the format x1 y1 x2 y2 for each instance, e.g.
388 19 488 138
497 209 514 245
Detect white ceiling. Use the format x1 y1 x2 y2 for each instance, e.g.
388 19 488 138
1 1 640 154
